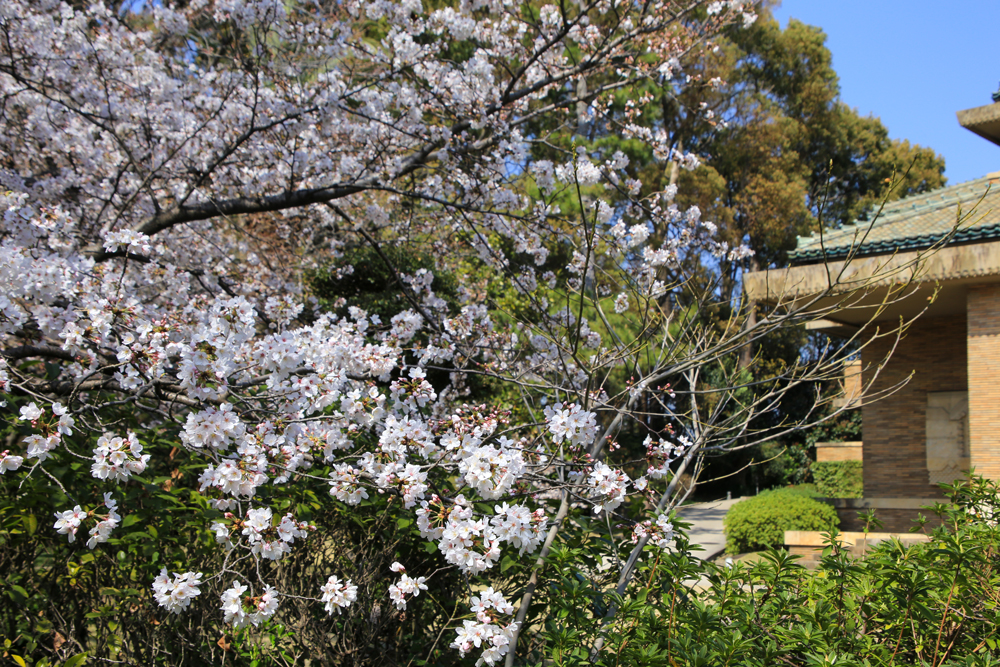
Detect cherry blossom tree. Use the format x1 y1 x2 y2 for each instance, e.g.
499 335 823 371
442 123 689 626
0 0 923 663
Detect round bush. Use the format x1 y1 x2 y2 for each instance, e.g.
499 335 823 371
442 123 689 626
723 488 839 554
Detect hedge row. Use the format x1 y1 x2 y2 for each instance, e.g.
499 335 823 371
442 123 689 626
813 460 863 497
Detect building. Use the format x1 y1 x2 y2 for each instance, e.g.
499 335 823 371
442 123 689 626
744 97 1000 531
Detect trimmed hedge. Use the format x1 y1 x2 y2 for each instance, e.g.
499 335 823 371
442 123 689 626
723 488 839 554
812 460 863 497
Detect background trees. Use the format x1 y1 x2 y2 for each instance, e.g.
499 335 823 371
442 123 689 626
642 5 947 496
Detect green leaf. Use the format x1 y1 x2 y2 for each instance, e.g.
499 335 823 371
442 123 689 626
501 554 516 573
423 541 437 554
11 655 26 667
64 652 88 667
396 518 412 529
7 584 28 604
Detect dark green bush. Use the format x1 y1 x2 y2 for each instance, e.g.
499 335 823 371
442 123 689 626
813 460 863 497
723 487 839 553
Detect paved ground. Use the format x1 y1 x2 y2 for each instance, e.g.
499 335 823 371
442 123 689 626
675 496 745 561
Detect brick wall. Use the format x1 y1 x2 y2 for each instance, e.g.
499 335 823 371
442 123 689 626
861 314 966 499
836 507 941 532
968 284 1000 479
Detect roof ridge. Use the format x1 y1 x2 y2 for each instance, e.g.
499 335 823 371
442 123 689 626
863 174 995 218
797 173 999 245
790 172 1000 265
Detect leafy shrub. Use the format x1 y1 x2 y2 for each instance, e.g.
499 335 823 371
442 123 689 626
0 412 464 667
723 487 839 553
783 483 820 497
537 475 1000 667
804 408 863 447
813 460 863 497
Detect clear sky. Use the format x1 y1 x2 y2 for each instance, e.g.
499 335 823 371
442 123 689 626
772 1 1000 186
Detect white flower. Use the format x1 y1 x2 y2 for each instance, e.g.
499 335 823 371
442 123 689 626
19 402 43 421
451 588 519 666
0 451 23 473
320 575 358 615
152 569 204 614
220 581 249 627
92 432 149 482
220 581 279 627
632 513 675 550
587 462 629 515
25 434 59 462
544 403 598 447
103 229 152 254
53 506 87 543
329 464 369 505
388 573 428 610
86 494 121 549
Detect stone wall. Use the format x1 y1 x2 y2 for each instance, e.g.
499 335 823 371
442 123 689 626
815 441 862 462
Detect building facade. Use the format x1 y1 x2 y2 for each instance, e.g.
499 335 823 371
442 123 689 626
745 97 1000 530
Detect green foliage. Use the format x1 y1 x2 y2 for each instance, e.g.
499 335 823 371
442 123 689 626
723 487 839 554
309 243 460 323
804 408 863 448
755 441 812 487
533 475 1000 667
813 461 863 498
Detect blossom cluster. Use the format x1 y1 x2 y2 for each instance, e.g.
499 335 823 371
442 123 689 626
152 570 204 614
644 434 692 479
221 581 279 628
632 514 676 550
452 587 520 666
15 402 74 463
320 575 359 615
53 493 121 549
545 402 599 446
210 507 315 560
92 432 150 481
388 562 428 610
588 462 631 515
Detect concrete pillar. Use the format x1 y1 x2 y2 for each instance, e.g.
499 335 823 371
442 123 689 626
967 284 1000 479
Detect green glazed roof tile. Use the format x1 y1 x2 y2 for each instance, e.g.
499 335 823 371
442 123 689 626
790 174 1000 264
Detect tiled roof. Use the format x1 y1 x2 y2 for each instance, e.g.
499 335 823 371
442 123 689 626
790 173 1000 264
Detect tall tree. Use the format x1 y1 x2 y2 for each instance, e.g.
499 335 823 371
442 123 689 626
671 8 947 302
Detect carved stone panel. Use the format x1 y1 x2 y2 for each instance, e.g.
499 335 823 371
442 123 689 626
926 391 970 485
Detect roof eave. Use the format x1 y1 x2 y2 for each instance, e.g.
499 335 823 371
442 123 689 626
957 102 1000 147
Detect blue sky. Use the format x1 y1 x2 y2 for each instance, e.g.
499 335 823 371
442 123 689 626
772 1 1000 185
